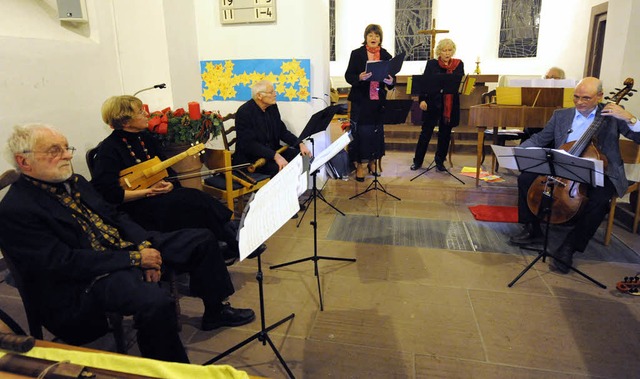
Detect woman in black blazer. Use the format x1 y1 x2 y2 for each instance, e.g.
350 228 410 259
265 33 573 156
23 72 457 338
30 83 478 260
345 24 395 181
411 38 464 172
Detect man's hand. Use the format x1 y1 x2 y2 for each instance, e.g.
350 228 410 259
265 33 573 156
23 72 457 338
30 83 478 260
299 143 312 157
144 269 161 283
383 75 394 86
602 103 635 124
419 100 428 111
140 248 162 271
274 153 288 171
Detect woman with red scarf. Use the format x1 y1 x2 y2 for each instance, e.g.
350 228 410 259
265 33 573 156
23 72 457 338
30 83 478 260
345 24 395 181
410 38 464 172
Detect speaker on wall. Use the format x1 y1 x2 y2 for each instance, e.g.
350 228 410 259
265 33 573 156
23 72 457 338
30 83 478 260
56 0 88 22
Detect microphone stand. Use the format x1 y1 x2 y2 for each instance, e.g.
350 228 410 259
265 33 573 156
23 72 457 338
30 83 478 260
133 83 166 97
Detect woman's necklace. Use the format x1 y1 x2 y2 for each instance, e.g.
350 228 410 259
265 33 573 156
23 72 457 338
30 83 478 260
122 136 150 163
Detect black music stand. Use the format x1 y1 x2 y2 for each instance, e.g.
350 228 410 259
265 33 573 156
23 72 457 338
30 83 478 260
203 163 306 377
506 147 606 289
410 159 465 184
203 251 295 378
296 105 345 226
349 158 401 217
271 133 356 311
408 73 465 184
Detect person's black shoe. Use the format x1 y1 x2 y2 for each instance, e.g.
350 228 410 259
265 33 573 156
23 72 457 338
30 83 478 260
410 163 421 171
247 243 267 259
508 223 544 246
435 163 447 172
219 241 239 266
549 242 574 274
201 303 256 331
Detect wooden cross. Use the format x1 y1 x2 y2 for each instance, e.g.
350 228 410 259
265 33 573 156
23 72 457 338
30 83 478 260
418 19 449 59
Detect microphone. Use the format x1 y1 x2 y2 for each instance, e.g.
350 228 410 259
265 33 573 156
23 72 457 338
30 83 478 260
133 83 167 97
312 94 329 107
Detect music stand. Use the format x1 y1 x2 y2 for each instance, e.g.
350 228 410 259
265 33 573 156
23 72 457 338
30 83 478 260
408 73 465 184
507 147 606 289
410 159 465 184
270 133 356 311
349 160 401 217
296 105 345 226
204 156 306 377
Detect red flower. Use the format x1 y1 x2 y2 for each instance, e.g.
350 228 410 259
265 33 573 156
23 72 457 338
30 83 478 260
173 108 186 117
148 114 168 134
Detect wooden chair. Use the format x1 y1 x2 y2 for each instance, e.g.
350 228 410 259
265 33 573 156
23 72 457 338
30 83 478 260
0 169 128 352
220 113 237 150
604 139 640 245
202 149 270 215
201 114 270 216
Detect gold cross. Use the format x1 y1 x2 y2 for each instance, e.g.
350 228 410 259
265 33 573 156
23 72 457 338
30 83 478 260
418 19 449 59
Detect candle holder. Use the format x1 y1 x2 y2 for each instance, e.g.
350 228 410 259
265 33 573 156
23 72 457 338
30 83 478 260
474 60 481 75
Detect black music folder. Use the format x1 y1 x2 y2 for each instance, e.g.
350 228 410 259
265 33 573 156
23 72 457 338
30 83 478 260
365 52 406 82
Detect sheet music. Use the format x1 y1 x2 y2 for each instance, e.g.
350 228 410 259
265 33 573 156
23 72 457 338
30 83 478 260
237 155 305 260
513 147 604 186
491 145 518 170
309 131 353 173
492 145 604 186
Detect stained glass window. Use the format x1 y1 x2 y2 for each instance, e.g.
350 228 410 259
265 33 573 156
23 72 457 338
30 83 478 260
395 0 433 61
499 0 542 58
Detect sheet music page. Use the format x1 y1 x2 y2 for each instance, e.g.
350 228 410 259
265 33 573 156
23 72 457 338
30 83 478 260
581 156 604 186
490 145 518 170
513 147 604 186
238 155 304 260
310 131 353 173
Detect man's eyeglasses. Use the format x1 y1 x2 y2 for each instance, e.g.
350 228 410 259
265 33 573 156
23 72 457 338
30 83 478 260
573 95 595 102
23 146 76 159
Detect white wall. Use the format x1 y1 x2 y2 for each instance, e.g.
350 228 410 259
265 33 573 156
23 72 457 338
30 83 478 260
194 0 331 139
0 0 123 178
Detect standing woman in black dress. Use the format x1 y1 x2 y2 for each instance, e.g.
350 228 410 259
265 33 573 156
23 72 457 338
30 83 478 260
345 24 395 181
410 38 464 172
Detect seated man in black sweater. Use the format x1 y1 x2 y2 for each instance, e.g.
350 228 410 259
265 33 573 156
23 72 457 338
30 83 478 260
233 80 312 177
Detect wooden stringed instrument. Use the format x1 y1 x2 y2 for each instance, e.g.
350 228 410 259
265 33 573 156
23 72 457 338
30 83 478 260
119 143 205 190
616 273 640 295
526 78 635 224
247 145 288 173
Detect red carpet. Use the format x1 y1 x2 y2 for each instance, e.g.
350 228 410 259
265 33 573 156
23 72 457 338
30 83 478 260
468 204 518 223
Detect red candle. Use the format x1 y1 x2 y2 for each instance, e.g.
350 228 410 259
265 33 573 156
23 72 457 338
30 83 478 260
188 102 201 120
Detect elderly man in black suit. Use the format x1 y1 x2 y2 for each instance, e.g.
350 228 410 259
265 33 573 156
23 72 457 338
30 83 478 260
0 124 255 362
